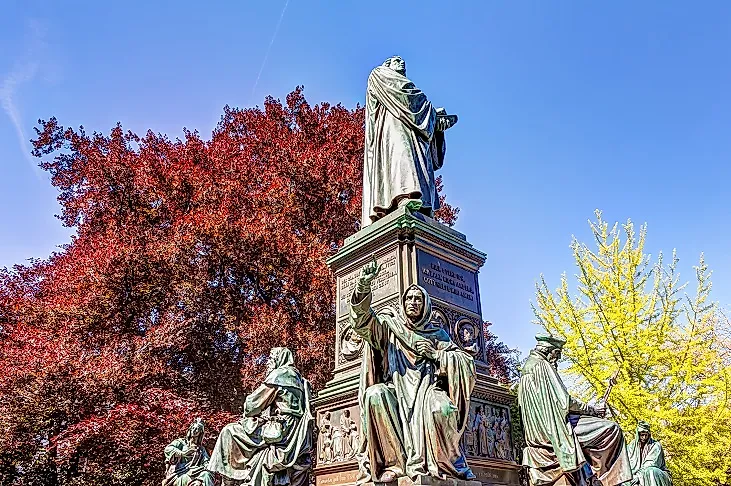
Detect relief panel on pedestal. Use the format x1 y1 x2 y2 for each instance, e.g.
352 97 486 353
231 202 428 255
462 401 514 462
430 304 485 363
338 296 400 366
317 406 360 465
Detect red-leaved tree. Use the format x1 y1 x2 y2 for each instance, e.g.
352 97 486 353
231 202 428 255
0 88 509 486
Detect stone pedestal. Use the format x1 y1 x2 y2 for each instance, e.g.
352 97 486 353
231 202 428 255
373 474 483 486
313 207 520 486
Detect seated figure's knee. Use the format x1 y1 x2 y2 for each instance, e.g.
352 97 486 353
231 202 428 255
429 392 456 418
364 384 390 406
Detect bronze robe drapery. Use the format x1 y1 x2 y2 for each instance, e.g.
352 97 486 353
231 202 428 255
362 64 447 225
350 284 475 483
518 350 632 486
208 348 313 486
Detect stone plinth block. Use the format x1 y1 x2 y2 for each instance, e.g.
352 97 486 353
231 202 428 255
378 475 482 486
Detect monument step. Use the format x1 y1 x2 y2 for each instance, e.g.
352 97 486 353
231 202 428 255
367 474 483 486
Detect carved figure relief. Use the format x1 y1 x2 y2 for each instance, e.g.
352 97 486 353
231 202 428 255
340 326 364 362
339 295 401 365
430 309 449 334
463 409 477 455
496 409 513 461
430 303 484 363
318 407 360 464
319 412 334 464
338 409 359 460
456 319 480 356
463 402 514 462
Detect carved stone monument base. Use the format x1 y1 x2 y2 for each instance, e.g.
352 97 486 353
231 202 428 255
368 474 483 486
313 207 520 486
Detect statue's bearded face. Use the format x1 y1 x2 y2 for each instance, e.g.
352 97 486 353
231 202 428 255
387 56 406 76
639 431 650 444
548 349 561 368
266 354 276 374
404 288 424 321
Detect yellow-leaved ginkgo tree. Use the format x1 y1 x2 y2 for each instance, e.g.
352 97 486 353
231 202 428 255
533 210 731 486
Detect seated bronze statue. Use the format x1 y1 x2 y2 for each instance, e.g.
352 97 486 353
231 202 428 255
163 418 215 486
626 421 672 486
518 334 632 486
207 347 313 486
349 256 476 484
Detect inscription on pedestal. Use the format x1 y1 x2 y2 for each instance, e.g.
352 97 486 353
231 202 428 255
316 469 359 486
417 250 479 314
337 251 398 317
471 466 520 486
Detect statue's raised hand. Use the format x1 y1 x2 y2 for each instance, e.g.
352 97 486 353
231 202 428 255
358 255 383 289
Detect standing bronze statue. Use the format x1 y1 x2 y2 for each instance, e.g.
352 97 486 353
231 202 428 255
518 335 632 486
208 347 313 486
163 418 215 486
362 56 458 226
626 422 672 486
349 256 476 484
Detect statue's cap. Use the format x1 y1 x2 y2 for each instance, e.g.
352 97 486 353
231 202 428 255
535 333 566 349
637 421 651 433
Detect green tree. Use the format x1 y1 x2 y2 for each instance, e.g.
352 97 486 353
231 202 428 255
533 210 731 486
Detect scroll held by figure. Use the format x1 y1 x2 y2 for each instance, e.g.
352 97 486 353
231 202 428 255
627 421 672 486
163 418 215 486
518 335 632 486
349 256 476 484
208 347 314 486
362 56 458 226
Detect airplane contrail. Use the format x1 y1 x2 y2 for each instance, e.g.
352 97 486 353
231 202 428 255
249 0 290 106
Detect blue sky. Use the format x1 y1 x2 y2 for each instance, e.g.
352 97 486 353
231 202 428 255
1 1 730 354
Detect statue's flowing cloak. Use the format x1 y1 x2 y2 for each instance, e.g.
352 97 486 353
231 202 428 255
627 427 672 486
518 351 585 480
208 348 313 486
362 66 446 225
519 350 633 486
351 284 474 482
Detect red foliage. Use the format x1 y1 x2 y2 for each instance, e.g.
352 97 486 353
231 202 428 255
482 321 520 384
0 88 499 485
433 175 459 227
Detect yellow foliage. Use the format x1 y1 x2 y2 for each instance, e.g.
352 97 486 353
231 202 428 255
533 210 731 486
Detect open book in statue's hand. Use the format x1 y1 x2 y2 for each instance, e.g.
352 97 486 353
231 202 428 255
436 113 458 132
435 107 458 132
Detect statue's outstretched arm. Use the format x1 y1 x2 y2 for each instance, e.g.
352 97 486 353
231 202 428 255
568 395 603 417
349 256 387 350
